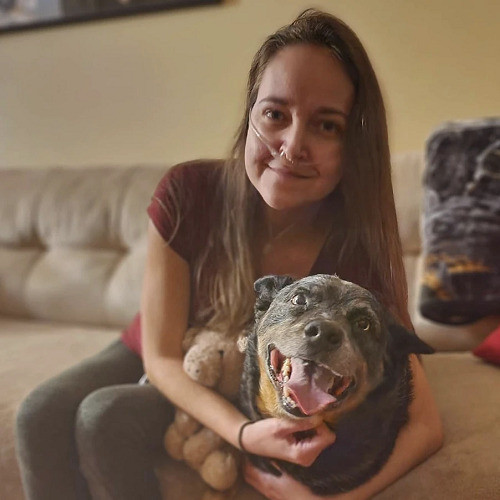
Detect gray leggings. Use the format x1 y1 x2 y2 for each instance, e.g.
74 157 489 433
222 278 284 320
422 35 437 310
15 340 175 500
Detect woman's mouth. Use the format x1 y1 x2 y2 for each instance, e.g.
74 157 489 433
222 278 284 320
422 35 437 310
268 163 314 180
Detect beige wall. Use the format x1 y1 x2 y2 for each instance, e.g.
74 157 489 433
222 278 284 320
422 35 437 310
1 0 498 168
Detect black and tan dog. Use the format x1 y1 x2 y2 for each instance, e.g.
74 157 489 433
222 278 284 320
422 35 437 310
239 274 434 495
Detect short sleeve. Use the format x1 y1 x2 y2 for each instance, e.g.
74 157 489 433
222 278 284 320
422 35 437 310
146 160 223 264
146 163 193 262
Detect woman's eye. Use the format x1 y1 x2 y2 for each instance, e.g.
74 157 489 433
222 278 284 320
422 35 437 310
264 109 284 121
291 294 307 306
319 120 340 135
356 318 371 331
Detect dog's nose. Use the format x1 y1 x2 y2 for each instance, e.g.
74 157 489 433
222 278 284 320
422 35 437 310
304 320 343 348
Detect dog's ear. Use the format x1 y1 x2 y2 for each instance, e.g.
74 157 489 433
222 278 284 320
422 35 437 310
254 275 294 313
388 323 435 355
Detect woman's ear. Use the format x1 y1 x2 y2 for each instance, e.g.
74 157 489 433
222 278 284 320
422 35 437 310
253 275 294 313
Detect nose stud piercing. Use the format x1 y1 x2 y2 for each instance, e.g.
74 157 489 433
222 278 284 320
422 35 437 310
279 148 296 165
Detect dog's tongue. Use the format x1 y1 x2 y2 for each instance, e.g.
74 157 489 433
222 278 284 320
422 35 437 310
285 357 337 415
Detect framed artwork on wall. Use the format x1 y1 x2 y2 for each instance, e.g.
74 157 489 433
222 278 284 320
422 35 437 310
0 0 221 34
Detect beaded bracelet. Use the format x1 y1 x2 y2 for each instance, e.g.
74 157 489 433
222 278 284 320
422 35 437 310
238 421 254 453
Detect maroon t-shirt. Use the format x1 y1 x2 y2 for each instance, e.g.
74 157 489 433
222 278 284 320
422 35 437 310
121 160 223 355
121 160 373 357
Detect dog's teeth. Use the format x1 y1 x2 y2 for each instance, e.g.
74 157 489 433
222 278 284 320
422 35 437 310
281 385 296 408
283 375 289 383
281 358 291 378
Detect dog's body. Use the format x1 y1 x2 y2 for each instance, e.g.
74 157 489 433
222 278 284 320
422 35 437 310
239 274 433 495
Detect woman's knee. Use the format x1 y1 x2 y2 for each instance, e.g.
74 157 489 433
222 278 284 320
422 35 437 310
76 386 171 499
75 385 172 463
16 378 81 470
75 387 126 458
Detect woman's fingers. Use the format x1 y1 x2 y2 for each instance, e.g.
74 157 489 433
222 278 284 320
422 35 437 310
243 460 283 500
273 416 328 436
243 460 319 500
287 422 336 466
242 418 336 466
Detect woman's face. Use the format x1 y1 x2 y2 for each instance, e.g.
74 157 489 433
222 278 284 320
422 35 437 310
245 43 355 212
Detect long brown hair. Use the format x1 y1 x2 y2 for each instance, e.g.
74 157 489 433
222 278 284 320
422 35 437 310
191 9 411 332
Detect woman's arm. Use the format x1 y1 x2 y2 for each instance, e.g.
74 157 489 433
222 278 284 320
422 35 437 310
141 221 248 447
141 221 335 463
244 354 444 500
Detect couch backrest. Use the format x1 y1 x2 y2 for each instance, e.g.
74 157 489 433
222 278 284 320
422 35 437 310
0 166 166 328
0 154 425 329
391 151 426 314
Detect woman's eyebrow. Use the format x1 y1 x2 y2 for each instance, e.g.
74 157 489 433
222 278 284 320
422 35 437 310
257 97 348 119
316 106 348 119
257 96 288 106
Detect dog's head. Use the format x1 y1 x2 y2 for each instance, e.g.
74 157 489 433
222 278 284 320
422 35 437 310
249 274 433 424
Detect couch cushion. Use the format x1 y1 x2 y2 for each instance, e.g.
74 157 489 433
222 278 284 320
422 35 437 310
0 317 120 500
377 353 500 499
391 151 425 256
0 166 167 328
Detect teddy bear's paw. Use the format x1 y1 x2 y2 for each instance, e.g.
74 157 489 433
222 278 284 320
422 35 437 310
163 425 186 461
200 449 239 492
201 488 231 500
183 427 223 470
175 409 201 437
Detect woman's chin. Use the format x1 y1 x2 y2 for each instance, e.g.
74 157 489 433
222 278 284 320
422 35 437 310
260 191 313 213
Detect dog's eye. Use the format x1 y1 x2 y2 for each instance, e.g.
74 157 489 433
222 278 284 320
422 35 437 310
291 293 307 306
356 318 371 331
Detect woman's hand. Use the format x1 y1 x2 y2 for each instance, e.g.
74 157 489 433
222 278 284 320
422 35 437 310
240 418 336 467
244 461 363 500
244 460 317 500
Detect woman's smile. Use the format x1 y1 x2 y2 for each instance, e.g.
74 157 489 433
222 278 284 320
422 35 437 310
267 162 316 180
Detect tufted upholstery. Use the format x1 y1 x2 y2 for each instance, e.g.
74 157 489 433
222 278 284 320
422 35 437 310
0 166 165 327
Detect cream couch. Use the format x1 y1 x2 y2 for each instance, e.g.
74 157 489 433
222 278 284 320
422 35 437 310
1 154 499 500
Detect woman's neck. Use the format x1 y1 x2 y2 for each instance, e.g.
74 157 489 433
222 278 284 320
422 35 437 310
262 201 323 238
255 198 334 278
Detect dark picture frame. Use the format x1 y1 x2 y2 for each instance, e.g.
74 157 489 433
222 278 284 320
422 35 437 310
0 0 221 34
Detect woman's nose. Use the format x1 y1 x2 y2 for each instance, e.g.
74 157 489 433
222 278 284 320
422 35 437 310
279 122 309 162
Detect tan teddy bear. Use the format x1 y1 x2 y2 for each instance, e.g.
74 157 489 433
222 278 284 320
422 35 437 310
163 328 245 499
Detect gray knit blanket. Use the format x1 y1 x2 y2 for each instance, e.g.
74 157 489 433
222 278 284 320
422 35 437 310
419 117 500 324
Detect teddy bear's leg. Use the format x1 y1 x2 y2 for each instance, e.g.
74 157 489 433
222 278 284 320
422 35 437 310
183 427 223 470
201 488 230 500
174 409 201 436
164 424 185 461
164 409 201 460
201 480 239 500
200 448 239 492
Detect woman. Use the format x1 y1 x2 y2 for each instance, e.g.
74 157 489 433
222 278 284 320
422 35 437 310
16 9 443 500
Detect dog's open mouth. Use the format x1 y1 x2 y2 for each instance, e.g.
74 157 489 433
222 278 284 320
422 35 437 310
267 346 355 417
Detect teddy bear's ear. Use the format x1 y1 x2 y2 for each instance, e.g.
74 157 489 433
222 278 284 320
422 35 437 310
254 275 294 313
237 334 248 353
